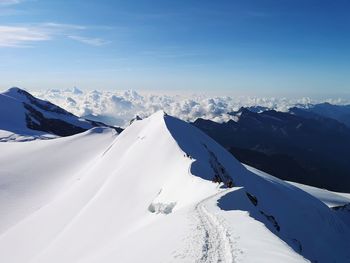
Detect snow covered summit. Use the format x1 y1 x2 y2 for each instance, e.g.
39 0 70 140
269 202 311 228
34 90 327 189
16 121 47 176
0 87 117 141
0 110 349 262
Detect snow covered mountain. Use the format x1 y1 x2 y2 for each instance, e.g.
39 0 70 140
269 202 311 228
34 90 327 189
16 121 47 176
0 87 120 141
0 111 349 262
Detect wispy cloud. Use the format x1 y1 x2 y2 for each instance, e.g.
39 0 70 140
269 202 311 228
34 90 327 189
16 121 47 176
68 35 110 46
0 25 50 47
0 23 110 47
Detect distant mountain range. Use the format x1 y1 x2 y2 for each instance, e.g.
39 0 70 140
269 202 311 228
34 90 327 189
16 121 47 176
0 87 121 141
289 102 350 128
193 106 350 192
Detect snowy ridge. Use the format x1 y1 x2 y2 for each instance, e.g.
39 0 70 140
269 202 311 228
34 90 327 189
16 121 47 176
0 111 349 262
165 113 350 262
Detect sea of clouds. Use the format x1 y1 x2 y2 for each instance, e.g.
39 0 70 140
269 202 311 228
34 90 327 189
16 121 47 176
32 87 350 127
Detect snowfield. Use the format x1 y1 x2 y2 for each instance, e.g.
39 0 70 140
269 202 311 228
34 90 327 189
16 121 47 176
0 111 349 262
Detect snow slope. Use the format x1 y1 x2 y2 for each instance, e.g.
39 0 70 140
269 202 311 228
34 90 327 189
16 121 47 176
0 111 349 262
0 127 118 233
285 180 350 227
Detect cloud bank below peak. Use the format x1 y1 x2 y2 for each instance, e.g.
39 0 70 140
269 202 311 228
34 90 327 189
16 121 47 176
28 88 350 128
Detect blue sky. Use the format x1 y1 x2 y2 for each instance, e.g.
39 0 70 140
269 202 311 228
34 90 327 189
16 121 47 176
0 0 349 95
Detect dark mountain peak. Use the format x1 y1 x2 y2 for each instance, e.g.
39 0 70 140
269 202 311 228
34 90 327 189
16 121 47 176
4 87 72 116
233 106 271 115
3 87 32 101
231 107 259 118
238 107 250 114
193 117 220 126
129 115 143 125
6 87 24 93
237 106 251 113
288 106 299 112
289 107 319 119
261 110 295 121
317 102 332 107
246 106 270 113
193 117 211 124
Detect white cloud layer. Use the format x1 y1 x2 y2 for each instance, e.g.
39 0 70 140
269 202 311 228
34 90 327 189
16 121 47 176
29 88 350 128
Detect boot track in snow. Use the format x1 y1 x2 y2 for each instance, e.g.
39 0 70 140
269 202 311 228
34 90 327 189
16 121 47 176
194 189 236 263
